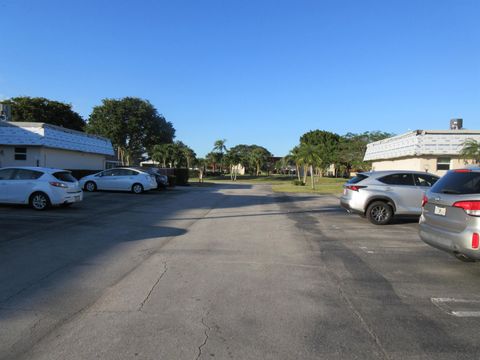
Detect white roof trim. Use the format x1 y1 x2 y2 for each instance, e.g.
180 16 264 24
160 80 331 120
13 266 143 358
364 129 480 161
0 122 114 156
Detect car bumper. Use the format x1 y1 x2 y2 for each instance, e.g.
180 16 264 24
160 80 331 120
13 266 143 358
50 190 83 205
419 218 480 259
339 197 364 215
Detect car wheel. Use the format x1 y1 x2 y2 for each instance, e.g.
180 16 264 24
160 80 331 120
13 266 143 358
366 201 393 225
454 253 476 263
132 183 144 194
30 192 50 211
85 181 97 192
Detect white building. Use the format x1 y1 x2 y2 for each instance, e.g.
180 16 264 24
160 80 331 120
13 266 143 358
364 128 480 176
0 122 115 170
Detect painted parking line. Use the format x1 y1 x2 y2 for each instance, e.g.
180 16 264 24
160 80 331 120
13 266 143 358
431 298 480 317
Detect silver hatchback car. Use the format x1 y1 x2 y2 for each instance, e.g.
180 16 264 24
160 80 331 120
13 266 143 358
340 170 439 225
419 167 480 262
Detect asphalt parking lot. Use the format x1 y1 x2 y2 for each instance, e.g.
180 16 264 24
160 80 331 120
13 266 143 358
2 184 480 359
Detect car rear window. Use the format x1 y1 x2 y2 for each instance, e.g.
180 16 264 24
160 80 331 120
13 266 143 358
347 174 368 184
431 171 480 195
378 173 415 186
53 171 77 182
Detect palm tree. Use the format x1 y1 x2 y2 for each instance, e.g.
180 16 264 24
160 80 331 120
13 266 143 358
297 143 322 189
180 146 196 169
213 139 227 173
287 146 303 182
195 158 207 182
460 138 480 164
152 144 170 167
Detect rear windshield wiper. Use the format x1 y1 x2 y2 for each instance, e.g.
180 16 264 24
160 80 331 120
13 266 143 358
440 189 461 194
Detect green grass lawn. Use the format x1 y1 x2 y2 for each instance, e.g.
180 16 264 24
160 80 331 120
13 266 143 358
189 175 345 195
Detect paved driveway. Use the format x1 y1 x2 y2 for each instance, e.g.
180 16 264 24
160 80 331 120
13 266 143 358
1 184 480 359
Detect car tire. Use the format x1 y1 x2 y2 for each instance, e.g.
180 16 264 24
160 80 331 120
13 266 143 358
132 183 144 194
84 181 97 192
366 201 393 225
29 192 51 211
454 253 476 263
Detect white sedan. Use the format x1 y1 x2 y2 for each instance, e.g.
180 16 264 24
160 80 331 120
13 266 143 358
80 167 157 194
0 167 83 210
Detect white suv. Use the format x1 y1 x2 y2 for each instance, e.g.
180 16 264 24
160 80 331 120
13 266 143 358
0 167 83 210
340 170 439 225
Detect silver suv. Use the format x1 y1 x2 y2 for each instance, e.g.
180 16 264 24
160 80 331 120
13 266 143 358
419 167 480 262
340 170 439 225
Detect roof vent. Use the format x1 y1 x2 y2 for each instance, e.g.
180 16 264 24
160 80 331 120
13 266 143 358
450 118 463 130
0 104 12 122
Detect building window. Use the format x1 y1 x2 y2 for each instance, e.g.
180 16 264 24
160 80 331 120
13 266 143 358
14 147 27 160
437 157 451 171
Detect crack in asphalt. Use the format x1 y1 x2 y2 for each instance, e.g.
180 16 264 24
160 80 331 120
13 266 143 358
337 285 391 360
195 312 211 360
138 261 168 311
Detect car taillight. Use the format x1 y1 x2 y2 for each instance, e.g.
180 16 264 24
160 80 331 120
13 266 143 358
472 233 479 249
454 169 472 173
452 201 480 216
49 181 67 188
346 185 367 191
421 195 428 207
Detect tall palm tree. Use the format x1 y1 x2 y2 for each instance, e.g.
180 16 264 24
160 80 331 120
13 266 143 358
461 138 480 164
213 139 227 173
298 143 322 189
288 146 303 182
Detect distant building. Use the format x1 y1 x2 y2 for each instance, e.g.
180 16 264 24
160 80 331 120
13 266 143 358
0 122 116 171
364 122 480 176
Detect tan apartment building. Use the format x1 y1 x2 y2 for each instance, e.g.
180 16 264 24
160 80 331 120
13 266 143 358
364 125 480 176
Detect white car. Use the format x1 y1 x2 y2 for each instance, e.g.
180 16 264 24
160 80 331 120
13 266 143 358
0 167 83 210
79 167 157 194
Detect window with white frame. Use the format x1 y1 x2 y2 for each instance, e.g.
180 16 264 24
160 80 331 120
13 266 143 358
14 147 27 161
436 157 451 171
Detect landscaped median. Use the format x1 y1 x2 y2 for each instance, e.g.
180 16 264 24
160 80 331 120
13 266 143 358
189 175 345 195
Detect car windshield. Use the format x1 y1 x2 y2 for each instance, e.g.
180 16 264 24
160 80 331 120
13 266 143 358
53 171 77 182
431 171 480 195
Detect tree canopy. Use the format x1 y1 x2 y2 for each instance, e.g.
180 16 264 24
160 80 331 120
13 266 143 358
3 96 86 131
227 144 273 175
460 138 480 163
152 141 196 168
86 97 175 165
300 130 341 170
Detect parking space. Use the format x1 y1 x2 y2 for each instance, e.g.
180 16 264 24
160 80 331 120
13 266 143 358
2 185 480 358
0 189 173 243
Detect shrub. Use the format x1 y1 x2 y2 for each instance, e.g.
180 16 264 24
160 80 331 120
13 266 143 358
167 175 176 187
173 168 189 186
292 180 306 186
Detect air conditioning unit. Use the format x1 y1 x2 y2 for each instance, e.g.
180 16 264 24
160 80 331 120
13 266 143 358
0 104 12 122
450 118 463 130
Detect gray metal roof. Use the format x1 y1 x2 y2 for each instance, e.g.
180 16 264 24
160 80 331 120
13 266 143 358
0 122 114 156
364 129 480 161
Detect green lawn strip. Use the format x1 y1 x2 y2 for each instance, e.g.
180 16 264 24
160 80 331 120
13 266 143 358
189 175 346 186
189 176 344 194
271 183 343 195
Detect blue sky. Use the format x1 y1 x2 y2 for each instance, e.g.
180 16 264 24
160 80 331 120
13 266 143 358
1 0 479 156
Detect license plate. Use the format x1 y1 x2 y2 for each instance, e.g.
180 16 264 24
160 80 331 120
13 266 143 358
434 206 446 216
